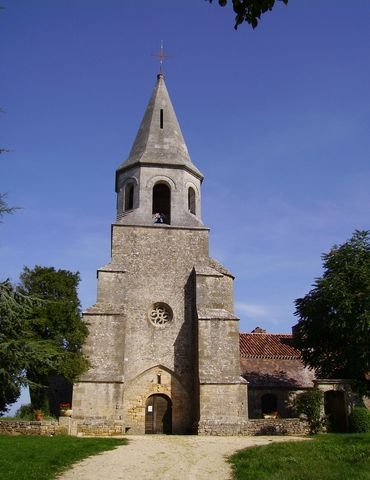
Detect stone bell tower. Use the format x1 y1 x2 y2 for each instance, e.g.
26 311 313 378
72 73 248 435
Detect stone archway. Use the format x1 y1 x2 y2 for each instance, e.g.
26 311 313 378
145 394 172 434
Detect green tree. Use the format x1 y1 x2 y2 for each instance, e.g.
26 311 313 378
18 266 89 411
0 280 24 412
294 230 370 395
0 280 59 414
294 389 324 434
209 0 288 29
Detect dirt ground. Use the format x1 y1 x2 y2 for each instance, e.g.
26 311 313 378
58 434 307 480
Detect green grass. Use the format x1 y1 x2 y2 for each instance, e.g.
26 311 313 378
0 435 127 480
229 433 370 480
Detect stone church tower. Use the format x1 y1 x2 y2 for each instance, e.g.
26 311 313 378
72 73 248 435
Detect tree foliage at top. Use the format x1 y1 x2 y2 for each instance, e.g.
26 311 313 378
0 193 17 222
294 230 370 395
209 0 288 29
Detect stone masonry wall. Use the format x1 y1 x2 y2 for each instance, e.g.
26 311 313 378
198 418 309 436
0 420 58 436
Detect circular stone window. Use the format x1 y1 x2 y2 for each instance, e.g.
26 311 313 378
149 303 173 327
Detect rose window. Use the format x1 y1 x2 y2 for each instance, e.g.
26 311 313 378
149 303 173 327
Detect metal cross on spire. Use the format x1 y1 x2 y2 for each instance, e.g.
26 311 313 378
152 41 170 74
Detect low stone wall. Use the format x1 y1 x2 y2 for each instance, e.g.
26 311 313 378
0 420 57 436
198 418 309 436
198 420 249 436
76 421 125 437
247 418 309 436
0 417 309 437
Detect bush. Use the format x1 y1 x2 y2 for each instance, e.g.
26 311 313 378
349 407 370 433
14 404 34 420
295 389 324 434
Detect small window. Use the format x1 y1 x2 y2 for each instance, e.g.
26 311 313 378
124 183 134 211
160 109 164 129
188 187 196 215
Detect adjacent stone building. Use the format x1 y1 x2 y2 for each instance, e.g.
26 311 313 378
240 328 315 419
72 73 248 434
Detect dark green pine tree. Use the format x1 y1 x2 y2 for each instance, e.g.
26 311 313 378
18 266 89 412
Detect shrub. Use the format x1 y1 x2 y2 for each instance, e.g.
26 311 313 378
295 389 324 434
349 407 370 433
14 404 34 420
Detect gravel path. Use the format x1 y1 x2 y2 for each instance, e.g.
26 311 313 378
58 435 307 480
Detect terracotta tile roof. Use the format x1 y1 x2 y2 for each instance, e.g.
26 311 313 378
239 333 301 359
239 332 315 388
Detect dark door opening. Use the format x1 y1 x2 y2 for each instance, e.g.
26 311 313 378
261 393 278 415
325 390 347 432
145 394 172 434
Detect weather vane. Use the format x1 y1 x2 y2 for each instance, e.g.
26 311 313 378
152 41 170 74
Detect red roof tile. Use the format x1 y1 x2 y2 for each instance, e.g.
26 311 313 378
239 333 301 359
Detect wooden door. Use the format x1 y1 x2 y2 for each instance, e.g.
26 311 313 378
145 394 172 434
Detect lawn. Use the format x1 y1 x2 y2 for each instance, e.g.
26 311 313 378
229 433 370 480
0 435 127 480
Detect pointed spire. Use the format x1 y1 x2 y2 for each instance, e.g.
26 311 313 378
118 74 203 180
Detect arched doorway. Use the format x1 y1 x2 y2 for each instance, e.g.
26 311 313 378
145 394 172 434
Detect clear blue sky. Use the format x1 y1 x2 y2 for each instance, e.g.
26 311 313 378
2 0 370 337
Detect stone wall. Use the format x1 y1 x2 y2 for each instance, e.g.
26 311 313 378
0 417 308 437
247 418 309 436
198 418 309 436
0 420 57 436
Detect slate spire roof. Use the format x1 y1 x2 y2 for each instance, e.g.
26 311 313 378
118 73 203 179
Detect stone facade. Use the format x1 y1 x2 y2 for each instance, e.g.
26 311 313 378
72 73 248 435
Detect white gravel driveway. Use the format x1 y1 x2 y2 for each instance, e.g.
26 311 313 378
58 435 307 480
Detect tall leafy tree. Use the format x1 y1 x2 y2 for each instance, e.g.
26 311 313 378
209 0 288 29
0 280 25 413
294 230 370 395
18 266 88 411
0 280 59 414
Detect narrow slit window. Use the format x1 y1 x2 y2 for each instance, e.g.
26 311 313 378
157 374 161 384
160 109 164 129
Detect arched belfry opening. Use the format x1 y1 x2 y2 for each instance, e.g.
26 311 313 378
188 187 196 215
152 182 171 224
124 182 134 211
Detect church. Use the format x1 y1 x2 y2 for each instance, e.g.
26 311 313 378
66 71 360 437
72 72 250 435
